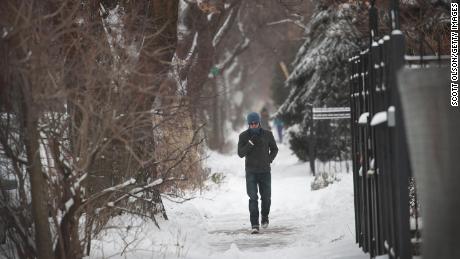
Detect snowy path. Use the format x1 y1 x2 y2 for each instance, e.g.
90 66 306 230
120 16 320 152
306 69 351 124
90 137 368 259
188 143 367 258
207 214 301 252
203 147 313 253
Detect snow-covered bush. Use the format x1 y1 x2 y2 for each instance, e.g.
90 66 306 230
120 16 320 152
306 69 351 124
277 2 362 162
311 171 341 191
210 172 226 185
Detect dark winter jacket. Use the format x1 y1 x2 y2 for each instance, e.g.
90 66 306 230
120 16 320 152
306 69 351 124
238 128 278 173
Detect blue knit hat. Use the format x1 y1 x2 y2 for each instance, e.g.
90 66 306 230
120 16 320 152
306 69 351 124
247 112 260 124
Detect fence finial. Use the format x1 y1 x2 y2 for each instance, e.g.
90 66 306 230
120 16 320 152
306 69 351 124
390 0 401 30
369 0 378 43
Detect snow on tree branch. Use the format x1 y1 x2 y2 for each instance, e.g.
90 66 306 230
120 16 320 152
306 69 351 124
82 178 137 206
266 18 308 30
215 37 250 70
212 8 237 47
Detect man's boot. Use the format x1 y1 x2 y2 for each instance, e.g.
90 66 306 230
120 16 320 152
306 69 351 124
261 216 269 229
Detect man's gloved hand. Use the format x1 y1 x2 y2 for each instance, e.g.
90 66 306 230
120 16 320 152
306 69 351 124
249 135 260 146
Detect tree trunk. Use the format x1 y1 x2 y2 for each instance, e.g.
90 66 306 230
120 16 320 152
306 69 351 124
21 85 54 259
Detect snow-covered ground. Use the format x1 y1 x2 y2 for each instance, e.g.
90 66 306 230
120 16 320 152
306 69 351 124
89 132 368 259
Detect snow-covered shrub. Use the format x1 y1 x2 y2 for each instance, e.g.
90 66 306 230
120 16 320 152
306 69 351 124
311 171 341 191
210 172 226 185
277 2 362 162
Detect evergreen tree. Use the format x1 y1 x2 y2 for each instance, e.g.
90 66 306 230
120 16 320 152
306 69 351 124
278 2 362 162
270 64 290 108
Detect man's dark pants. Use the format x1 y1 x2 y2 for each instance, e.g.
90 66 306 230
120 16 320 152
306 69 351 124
245 172 271 227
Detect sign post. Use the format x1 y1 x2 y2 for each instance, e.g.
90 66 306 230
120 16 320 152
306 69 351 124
311 107 351 175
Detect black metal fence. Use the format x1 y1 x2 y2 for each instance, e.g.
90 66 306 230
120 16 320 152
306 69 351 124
348 2 449 258
349 31 410 259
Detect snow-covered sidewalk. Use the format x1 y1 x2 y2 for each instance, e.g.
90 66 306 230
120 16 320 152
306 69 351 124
89 140 368 259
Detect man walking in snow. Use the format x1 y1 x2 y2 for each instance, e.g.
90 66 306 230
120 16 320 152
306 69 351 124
238 112 278 234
